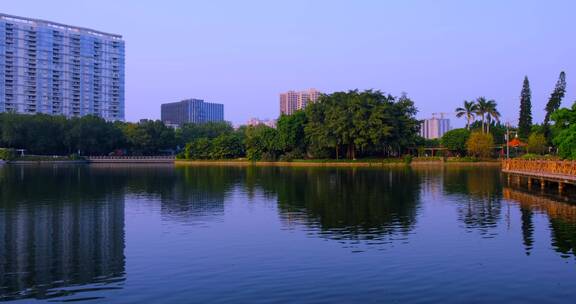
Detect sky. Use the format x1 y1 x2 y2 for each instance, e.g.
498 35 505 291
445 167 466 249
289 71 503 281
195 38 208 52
3 0 575 126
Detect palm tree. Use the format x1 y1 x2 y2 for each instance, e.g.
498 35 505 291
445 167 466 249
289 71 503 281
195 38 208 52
475 97 490 133
455 100 477 130
484 99 500 133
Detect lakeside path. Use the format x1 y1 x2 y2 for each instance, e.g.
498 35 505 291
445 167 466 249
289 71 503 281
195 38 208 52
175 160 501 168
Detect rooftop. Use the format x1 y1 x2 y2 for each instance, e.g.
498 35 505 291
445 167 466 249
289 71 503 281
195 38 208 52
0 12 123 40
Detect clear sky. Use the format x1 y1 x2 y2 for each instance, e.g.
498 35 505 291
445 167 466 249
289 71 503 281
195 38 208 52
3 0 575 126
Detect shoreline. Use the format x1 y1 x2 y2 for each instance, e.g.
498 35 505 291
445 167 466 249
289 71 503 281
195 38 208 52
174 160 501 167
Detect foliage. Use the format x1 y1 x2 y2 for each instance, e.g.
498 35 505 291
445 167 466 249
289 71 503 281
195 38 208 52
544 71 567 141
176 121 234 146
403 155 413 164
455 100 478 130
551 102 576 159
518 76 532 140
244 125 281 161
441 128 470 154
0 113 176 156
526 133 547 155
466 131 494 158
120 120 176 155
304 90 420 159
277 111 307 155
0 148 16 161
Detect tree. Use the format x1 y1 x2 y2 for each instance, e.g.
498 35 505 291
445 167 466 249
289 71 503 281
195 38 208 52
441 128 470 155
551 102 576 159
305 90 419 159
484 99 500 133
455 100 477 130
244 124 281 161
211 133 244 159
475 97 489 133
518 76 532 140
544 71 567 142
176 121 233 146
277 111 307 157
526 133 547 155
467 131 494 158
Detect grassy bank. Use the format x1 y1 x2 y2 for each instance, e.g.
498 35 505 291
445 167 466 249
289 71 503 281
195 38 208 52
175 158 501 167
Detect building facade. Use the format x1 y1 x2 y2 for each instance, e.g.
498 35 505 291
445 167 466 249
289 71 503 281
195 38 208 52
420 117 450 139
161 98 224 126
0 13 125 120
246 117 276 128
280 88 321 115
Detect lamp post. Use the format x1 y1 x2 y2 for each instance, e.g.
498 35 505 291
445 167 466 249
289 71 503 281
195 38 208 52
505 122 510 159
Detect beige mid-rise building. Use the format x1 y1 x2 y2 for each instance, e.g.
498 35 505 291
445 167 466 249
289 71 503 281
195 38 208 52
280 88 322 115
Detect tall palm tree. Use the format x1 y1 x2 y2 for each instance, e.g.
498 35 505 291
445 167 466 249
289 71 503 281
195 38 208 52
475 97 490 133
484 99 500 133
455 100 477 130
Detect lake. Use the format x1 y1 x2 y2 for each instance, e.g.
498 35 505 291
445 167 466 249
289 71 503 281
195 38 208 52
1 164 576 303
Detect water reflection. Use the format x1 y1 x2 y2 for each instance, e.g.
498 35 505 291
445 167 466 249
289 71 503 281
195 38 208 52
0 165 125 301
503 185 576 258
3 164 576 302
244 167 422 249
443 166 504 237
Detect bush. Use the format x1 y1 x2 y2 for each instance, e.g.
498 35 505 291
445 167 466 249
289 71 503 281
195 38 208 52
0 148 16 161
526 133 547 155
466 131 494 158
441 128 470 154
403 155 413 164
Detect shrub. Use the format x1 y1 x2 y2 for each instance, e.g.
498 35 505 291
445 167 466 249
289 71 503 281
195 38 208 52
0 148 16 161
526 133 547 155
466 131 494 158
403 155 413 164
441 128 470 154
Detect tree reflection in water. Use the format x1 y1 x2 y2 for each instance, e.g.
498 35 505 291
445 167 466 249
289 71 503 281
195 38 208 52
503 185 576 259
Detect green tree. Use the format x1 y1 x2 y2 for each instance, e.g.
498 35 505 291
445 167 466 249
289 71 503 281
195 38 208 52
467 131 494 158
518 76 532 140
244 124 281 161
441 128 470 155
277 111 307 157
544 71 567 142
176 121 233 146
210 133 244 159
526 133 547 155
551 102 576 159
484 99 500 133
304 90 419 159
455 100 477 130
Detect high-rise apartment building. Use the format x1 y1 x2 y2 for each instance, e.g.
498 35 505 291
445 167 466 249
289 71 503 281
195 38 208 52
247 117 276 128
280 88 321 115
161 98 224 126
0 13 125 120
420 116 450 139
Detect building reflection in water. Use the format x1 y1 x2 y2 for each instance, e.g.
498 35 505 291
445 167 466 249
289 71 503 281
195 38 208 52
0 165 126 301
503 185 576 258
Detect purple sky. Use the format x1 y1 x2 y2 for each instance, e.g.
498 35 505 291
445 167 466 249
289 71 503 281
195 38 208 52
4 0 575 126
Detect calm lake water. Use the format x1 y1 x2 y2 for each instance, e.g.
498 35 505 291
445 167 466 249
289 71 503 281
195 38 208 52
1 164 576 303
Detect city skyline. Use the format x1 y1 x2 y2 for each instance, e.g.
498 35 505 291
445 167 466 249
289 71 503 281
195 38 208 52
1 1 575 126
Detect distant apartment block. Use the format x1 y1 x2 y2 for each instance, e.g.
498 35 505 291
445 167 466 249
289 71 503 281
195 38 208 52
0 13 125 120
420 116 450 139
280 88 321 115
247 117 276 128
161 98 224 126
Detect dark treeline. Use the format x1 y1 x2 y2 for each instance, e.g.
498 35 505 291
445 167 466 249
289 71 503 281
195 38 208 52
0 113 177 155
0 90 420 159
183 90 421 161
